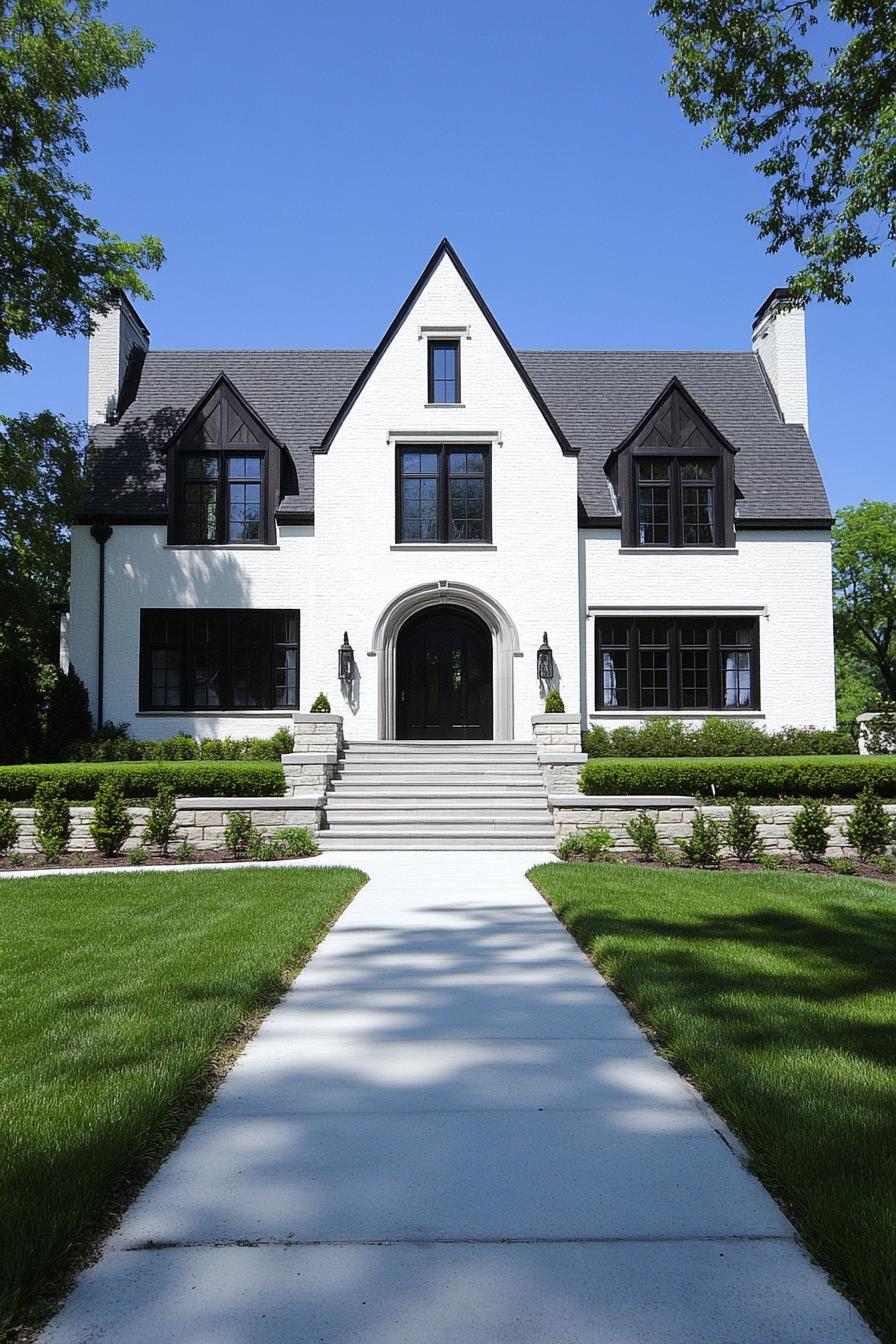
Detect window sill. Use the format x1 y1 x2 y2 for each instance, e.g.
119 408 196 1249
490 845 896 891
165 544 280 551
136 709 294 717
424 403 465 409
618 547 738 555
589 709 764 720
390 543 496 551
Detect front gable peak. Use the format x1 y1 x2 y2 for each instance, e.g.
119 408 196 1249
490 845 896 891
316 238 576 456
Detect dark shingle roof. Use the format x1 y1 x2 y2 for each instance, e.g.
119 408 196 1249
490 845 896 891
84 347 831 524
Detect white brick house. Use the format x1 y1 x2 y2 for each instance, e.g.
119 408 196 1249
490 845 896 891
67 241 836 744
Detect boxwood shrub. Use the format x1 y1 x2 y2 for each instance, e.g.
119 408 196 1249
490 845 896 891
0 760 285 804
578 755 896 801
582 718 856 758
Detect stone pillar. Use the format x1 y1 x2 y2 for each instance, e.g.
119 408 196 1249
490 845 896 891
531 712 586 795
283 713 344 798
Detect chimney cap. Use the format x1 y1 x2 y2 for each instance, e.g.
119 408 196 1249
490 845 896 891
753 287 796 330
107 287 151 342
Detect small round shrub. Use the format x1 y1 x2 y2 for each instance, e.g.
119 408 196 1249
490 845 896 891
175 840 197 863
310 693 331 713
677 811 723 867
844 786 893 861
276 826 319 857
557 834 587 861
581 827 614 860
725 794 764 862
246 830 287 862
625 810 661 861
789 798 833 862
142 784 177 856
129 846 149 866
224 811 255 857
34 779 71 859
89 776 133 856
543 689 566 713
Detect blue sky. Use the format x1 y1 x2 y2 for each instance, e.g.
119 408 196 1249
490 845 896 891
2 0 892 511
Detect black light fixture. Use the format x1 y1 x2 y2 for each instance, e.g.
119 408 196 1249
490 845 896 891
338 632 354 684
537 631 554 682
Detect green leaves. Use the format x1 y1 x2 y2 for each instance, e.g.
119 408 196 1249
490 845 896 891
0 411 84 659
653 0 896 301
0 0 164 373
832 500 896 699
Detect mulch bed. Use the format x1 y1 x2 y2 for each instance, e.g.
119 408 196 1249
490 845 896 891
0 849 314 873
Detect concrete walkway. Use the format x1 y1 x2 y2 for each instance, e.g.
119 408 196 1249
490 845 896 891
41 852 874 1343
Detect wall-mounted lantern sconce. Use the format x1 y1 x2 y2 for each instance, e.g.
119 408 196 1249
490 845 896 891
338 632 354 684
536 632 554 682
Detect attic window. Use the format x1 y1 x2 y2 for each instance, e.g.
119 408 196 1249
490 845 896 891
169 380 279 545
428 340 460 404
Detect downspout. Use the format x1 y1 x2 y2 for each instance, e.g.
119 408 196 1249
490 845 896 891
89 522 113 727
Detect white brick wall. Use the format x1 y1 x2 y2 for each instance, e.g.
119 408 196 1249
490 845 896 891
581 528 836 731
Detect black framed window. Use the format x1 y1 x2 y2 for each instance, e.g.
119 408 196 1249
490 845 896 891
428 340 460 403
169 380 279 545
637 457 718 547
397 444 490 543
595 617 760 711
140 610 299 711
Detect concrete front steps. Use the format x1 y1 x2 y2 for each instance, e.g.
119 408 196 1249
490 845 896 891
318 741 555 850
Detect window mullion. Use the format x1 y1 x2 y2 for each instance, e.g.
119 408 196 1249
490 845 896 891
710 623 721 710
439 446 448 544
630 621 640 710
670 623 680 711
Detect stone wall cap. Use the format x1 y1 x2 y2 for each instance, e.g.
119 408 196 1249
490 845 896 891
281 752 338 764
177 795 324 809
293 712 344 723
539 752 588 764
531 713 582 724
549 794 698 807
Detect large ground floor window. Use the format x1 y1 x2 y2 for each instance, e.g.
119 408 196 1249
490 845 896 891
139 609 299 711
595 616 759 712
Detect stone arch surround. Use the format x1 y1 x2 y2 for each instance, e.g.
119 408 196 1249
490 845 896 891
369 580 522 740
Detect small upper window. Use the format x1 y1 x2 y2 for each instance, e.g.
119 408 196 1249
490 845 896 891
168 378 279 545
637 456 718 547
428 340 460 404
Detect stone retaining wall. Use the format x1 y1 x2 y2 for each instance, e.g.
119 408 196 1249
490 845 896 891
10 797 323 855
550 799 896 858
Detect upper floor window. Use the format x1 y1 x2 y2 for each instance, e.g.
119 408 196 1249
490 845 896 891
612 381 736 549
397 444 490 543
595 616 759 712
168 377 280 545
637 456 718 546
428 340 460 403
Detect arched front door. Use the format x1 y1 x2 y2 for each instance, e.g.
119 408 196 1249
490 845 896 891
396 605 493 740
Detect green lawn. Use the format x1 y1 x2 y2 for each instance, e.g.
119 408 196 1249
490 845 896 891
530 862 896 1343
0 865 365 1336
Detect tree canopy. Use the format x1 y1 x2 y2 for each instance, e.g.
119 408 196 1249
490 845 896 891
653 1 896 303
832 500 896 701
0 0 163 375
0 412 84 659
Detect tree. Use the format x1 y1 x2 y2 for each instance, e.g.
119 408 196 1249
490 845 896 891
0 412 85 659
652 1 896 303
832 501 896 700
0 0 164 375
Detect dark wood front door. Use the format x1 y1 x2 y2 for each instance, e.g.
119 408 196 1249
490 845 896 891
396 606 493 740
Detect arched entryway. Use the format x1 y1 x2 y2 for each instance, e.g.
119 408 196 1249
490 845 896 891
370 581 520 740
396 605 493 740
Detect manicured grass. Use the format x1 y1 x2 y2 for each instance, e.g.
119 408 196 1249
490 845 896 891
530 862 896 1342
0 865 365 1335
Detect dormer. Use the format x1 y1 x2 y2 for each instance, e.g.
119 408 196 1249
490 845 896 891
607 379 738 550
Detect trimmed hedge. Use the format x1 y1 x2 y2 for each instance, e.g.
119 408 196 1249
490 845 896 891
0 761 286 804
579 755 896 801
582 718 856 758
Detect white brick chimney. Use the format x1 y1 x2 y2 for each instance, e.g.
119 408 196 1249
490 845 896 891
751 288 809 435
87 290 150 426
